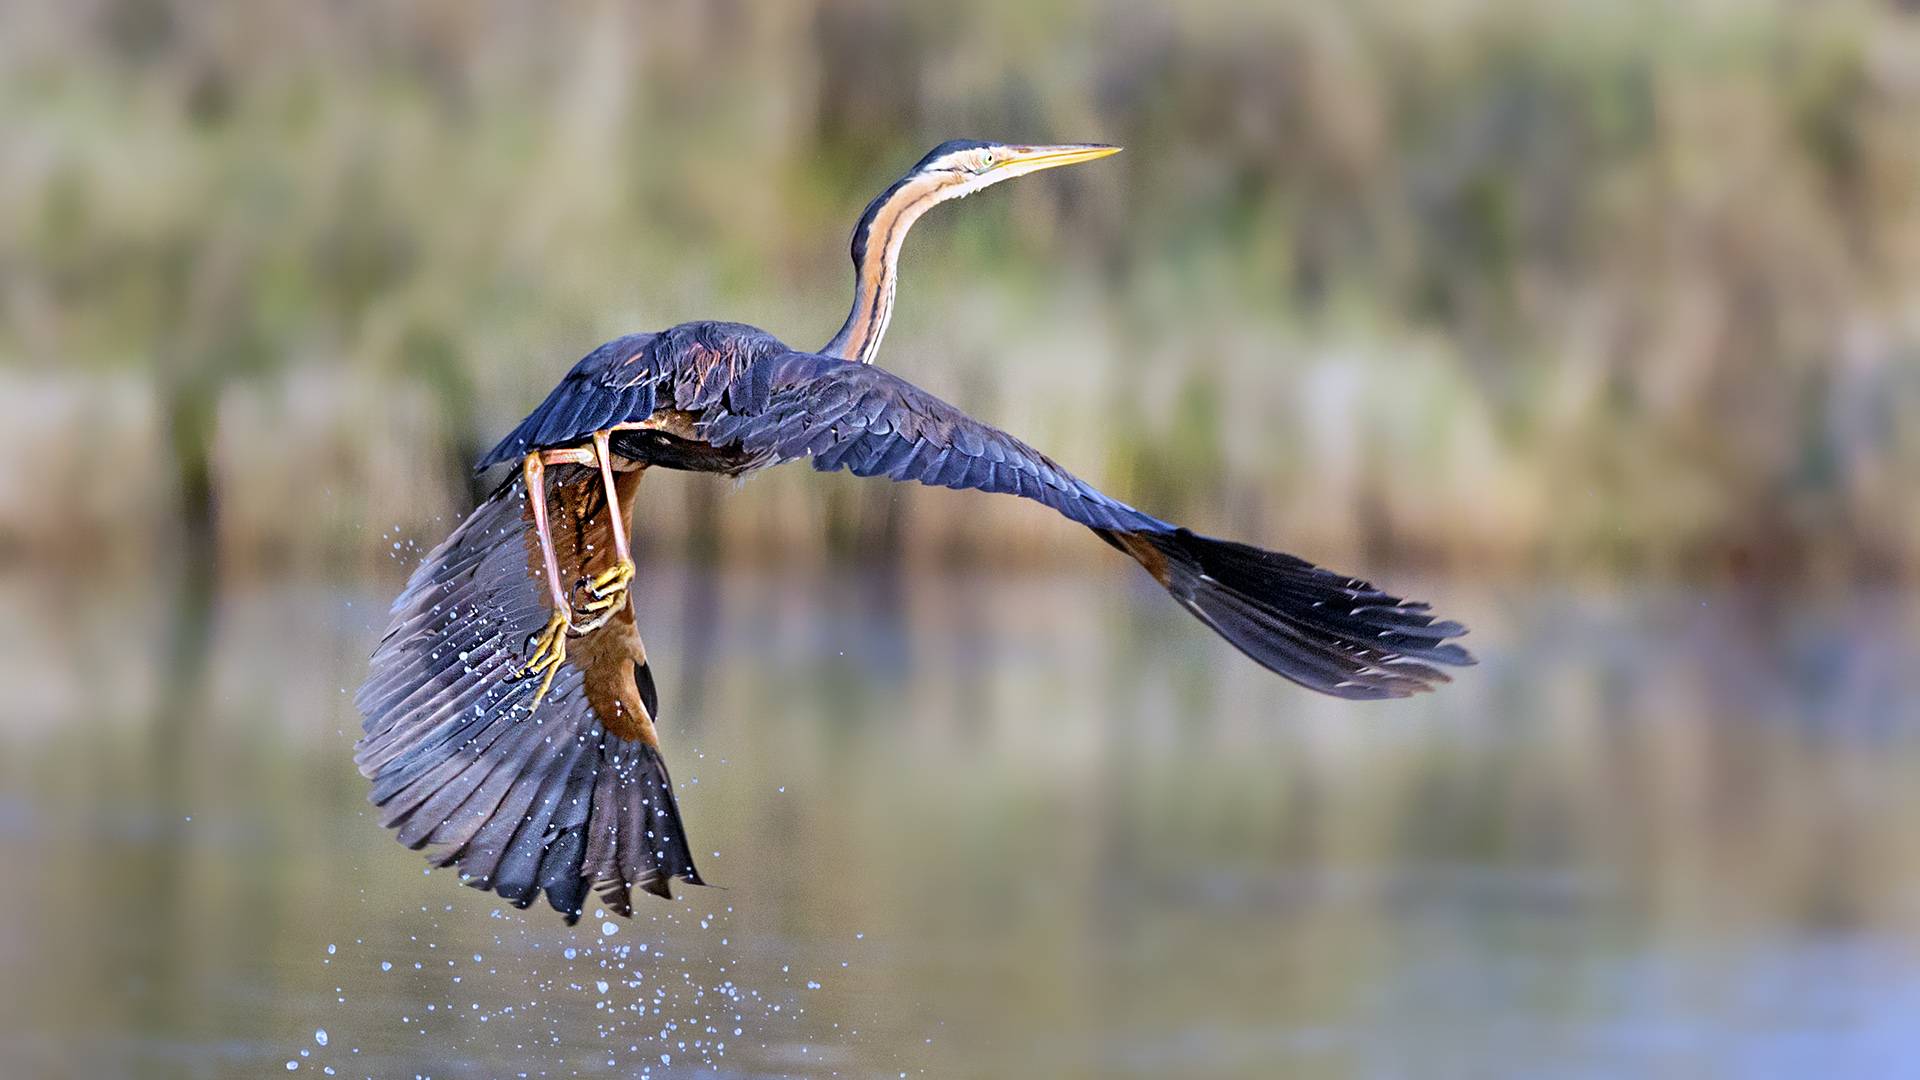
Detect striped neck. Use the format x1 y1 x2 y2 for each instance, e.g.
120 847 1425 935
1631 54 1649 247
822 171 951 365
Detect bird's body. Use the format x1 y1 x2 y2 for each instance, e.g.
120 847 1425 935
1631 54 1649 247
356 142 1473 923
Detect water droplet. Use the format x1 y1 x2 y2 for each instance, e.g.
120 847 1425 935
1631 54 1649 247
315 1029 328 1046
597 981 609 994
601 921 619 937
380 962 391 971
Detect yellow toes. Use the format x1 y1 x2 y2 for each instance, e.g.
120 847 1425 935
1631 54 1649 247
570 560 635 632
514 563 635 709
517 610 571 710
585 560 635 600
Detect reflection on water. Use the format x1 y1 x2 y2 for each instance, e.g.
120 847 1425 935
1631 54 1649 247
2 566 1918 1079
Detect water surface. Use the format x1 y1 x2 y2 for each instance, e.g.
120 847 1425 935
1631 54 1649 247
2 567 1918 1079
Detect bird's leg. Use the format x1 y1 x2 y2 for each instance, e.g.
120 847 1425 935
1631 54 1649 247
569 430 637 633
516 428 655 707
514 445 602 708
516 453 574 708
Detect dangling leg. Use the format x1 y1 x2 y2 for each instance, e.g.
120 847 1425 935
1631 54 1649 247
518 440 630 708
517 451 583 708
516 434 643 706
570 430 638 633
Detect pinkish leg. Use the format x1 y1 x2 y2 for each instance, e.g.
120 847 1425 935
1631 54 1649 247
570 431 637 633
594 430 632 566
517 446 598 708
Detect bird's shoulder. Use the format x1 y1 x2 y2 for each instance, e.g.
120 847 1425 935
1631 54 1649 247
559 333 655 388
477 323 803 468
573 322 778 382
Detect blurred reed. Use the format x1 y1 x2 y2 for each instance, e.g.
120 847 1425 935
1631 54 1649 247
3 0 1919 579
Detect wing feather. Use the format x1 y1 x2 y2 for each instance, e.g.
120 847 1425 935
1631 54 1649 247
711 355 1168 534
705 352 1473 697
354 468 702 923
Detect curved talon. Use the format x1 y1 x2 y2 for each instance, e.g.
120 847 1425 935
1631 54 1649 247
572 607 618 635
585 560 636 602
513 562 634 710
568 553 629 607
515 610 572 710
569 559 635 633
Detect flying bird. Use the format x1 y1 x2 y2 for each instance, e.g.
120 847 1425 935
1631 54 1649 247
355 140 1473 923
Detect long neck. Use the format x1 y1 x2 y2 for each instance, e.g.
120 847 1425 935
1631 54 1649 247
822 172 950 365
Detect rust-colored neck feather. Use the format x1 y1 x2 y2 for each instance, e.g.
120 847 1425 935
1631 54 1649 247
821 171 952 366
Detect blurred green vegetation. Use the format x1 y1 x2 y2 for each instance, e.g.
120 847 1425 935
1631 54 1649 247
3 0 1919 578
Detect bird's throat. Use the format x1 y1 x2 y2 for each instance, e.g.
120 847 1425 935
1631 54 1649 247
823 175 948 365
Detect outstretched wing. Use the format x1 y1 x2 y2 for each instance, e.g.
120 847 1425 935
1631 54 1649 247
711 352 1473 699
354 466 701 921
709 353 1171 534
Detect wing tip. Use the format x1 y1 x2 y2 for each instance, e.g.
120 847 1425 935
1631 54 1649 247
1128 527 1475 696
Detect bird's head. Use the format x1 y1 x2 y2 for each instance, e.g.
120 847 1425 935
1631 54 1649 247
847 139 1120 269
827 139 1119 364
905 139 1121 200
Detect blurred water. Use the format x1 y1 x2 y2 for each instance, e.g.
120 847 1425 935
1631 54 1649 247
1 565 1918 1079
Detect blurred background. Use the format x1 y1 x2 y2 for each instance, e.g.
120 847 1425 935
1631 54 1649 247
4 0 1920 1077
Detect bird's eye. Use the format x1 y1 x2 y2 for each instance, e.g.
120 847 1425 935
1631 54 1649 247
978 152 997 170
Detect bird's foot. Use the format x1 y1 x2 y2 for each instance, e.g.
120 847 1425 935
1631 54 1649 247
514 610 572 710
570 559 634 633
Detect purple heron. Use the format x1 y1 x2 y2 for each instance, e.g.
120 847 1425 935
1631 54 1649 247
355 140 1472 923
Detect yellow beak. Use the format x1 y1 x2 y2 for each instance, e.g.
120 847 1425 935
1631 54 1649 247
987 143 1122 180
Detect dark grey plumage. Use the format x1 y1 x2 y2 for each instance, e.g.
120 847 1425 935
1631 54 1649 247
363 140 1471 924
355 471 699 922
362 317 1472 921
482 321 1473 697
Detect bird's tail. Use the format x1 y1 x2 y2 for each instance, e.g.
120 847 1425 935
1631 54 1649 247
579 735 703 916
1098 527 1473 699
